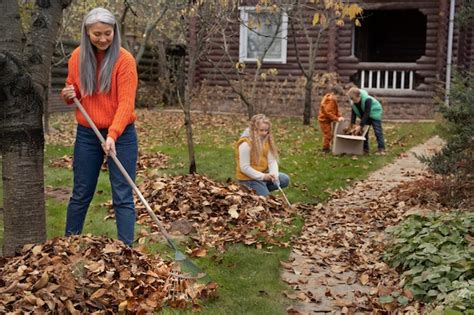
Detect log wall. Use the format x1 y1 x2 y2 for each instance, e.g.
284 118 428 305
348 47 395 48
192 0 473 120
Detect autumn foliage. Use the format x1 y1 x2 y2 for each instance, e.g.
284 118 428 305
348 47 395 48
0 235 217 313
103 174 296 253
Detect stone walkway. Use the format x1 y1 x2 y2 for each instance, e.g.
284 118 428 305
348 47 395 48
282 136 445 314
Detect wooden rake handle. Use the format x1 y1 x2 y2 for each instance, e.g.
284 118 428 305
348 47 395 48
277 184 291 208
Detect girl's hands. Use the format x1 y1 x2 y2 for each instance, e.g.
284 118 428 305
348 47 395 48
263 173 277 182
102 137 116 156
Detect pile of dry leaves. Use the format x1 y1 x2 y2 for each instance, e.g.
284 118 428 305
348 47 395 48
136 152 169 176
397 174 474 209
0 235 217 314
49 151 169 177
107 174 295 253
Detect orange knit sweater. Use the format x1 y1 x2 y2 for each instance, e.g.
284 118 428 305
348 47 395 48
64 47 138 141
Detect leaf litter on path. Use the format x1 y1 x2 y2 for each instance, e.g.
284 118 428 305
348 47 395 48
283 171 447 313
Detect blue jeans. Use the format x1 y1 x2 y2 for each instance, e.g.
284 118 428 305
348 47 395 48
65 124 138 246
239 172 290 196
364 119 385 152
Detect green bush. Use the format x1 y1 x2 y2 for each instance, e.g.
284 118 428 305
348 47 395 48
384 211 474 310
420 71 474 207
428 72 473 174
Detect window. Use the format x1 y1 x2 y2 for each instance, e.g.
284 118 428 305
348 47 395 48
239 7 288 64
354 10 427 62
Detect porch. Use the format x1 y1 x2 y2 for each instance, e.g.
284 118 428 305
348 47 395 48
351 62 435 103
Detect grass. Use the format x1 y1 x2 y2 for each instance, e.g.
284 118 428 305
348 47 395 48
0 110 437 314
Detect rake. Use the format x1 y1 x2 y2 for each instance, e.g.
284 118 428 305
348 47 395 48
274 179 291 208
73 98 205 278
277 185 292 208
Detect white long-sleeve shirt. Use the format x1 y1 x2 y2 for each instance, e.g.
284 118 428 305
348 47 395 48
238 141 278 181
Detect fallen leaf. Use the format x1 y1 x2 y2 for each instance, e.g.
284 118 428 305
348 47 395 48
359 273 369 285
228 205 239 219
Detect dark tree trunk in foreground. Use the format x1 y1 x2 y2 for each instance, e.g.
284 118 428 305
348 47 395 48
0 52 46 256
0 0 71 256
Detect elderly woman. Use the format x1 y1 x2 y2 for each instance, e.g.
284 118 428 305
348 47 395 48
61 8 138 246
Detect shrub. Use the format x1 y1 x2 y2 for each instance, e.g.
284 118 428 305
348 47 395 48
420 71 474 207
384 211 474 310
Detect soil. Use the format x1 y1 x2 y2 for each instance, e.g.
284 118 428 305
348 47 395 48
45 186 72 203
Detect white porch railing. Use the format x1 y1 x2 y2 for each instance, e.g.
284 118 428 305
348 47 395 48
357 63 417 90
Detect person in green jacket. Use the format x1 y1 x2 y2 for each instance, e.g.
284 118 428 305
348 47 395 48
347 87 386 155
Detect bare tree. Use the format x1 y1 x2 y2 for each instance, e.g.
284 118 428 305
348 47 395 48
0 0 72 256
56 1 170 64
167 0 238 174
287 0 362 124
117 0 169 64
198 0 361 122
206 3 285 119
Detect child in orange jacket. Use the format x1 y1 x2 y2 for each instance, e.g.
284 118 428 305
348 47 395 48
318 86 345 153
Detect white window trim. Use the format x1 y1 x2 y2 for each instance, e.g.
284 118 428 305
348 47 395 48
239 6 288 64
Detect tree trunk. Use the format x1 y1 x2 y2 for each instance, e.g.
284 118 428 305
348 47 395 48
0 0 22 57
0 0 71 256
0 52 46 256
248 104 255 120
25 0 70 103
183 14 198 174
303 77 313 125
184 56 197 174
183 108 196 174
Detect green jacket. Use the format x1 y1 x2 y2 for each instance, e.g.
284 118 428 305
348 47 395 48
351 90 383 121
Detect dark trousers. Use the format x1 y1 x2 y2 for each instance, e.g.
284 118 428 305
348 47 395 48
65 124 138 246
364 119 385 152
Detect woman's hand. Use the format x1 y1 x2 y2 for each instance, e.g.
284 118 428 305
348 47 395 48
62 85 76 100
102 137 116 156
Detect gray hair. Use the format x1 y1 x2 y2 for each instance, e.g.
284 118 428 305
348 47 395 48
79 7 121 96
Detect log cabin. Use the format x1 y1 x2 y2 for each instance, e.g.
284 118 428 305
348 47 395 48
192 0 474 120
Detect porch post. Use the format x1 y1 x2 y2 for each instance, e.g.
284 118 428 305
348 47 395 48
445 0 455 106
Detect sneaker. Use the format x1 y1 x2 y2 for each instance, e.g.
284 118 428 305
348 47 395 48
322 148 330 153
375 149 386 156
363 150 370 155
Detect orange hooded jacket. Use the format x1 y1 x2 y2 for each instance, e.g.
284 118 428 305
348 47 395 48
318 93 342 123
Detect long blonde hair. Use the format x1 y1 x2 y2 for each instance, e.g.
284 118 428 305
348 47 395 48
248 114 278 163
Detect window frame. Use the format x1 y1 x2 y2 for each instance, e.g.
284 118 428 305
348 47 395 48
239 6 288 64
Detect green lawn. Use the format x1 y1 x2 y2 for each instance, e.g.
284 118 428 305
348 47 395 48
0 111 437 314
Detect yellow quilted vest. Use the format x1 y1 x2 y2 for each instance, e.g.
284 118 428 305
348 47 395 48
235 137 270 180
